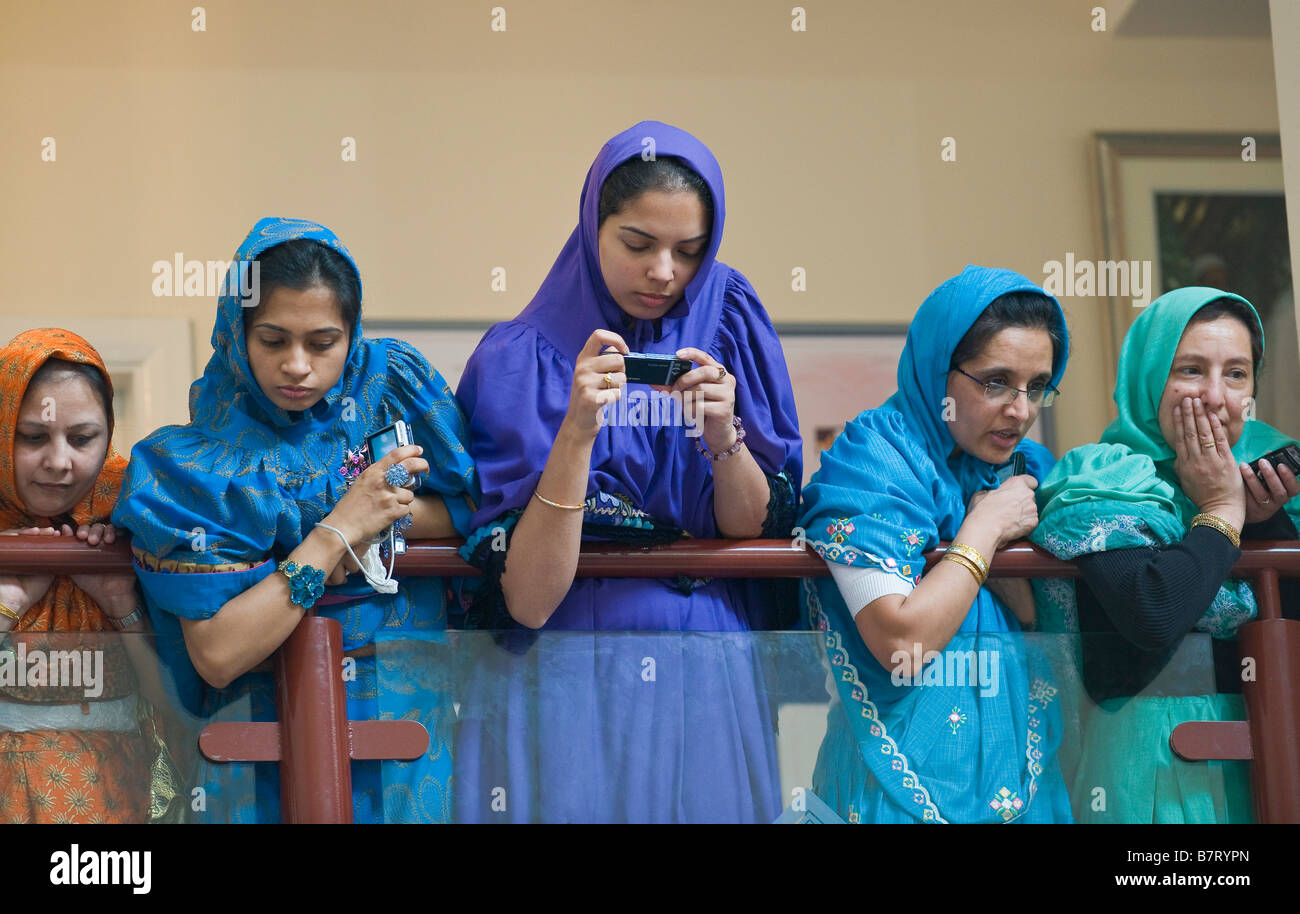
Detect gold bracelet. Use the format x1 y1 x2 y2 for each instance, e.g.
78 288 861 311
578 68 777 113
1191 513 1241 548
946 542 990 580
532 490 585 512
942 552 986 586
0 602 19 623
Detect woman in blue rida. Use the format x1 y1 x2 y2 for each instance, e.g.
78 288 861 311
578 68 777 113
454 122 803 823
112 217 478 822
799 266 1075 823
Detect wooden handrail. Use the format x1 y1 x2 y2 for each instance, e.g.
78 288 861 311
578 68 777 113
5 535 1300 579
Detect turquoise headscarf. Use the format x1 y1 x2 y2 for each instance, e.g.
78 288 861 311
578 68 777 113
802 264 1069 584
799 265 1074 824
1033 287 1300 637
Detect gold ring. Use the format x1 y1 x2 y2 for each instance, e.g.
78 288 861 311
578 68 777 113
1200 438 1216 449
604 373 614 388
717 365 727 381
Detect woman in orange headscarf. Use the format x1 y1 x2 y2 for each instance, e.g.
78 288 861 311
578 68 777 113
0 329 176 823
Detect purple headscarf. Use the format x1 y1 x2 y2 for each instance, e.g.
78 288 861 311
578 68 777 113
459 120 802 537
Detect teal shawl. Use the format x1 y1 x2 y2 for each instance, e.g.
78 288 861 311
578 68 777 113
1032 287 1300 637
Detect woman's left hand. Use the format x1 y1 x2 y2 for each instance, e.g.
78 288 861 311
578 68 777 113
60 522 137 619
661 347 738 455
70 572 139 619
1240 458 1300 525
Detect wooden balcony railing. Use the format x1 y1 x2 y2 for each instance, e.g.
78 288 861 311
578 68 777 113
3 535 1297 823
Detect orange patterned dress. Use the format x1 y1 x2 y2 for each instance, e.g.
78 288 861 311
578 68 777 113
0 329 153 823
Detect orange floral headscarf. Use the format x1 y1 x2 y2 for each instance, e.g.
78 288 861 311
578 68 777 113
0 328 126 633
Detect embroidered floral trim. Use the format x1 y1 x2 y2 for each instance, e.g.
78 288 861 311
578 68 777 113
807 578 1050 823
947 707 966 735
826 518 855 544
1037 510 1258 639
1034 513 1154 561
804 578 946 823
1029 679 1058 706
808 538 921 586
583 491 656 529
900 528 925 556
989 786 1023 822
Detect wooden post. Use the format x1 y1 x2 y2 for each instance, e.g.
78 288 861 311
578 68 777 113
199 613 429 824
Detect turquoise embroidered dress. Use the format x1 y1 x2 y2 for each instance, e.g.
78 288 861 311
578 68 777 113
112 218 478 823
799 265 1075 823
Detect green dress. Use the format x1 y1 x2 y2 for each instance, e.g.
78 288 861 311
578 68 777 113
1031 286 1299 823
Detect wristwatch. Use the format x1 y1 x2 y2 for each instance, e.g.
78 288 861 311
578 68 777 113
109 603 145 631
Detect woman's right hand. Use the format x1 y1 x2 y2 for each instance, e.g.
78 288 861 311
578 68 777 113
323 444 429 549
560 330 630 440
1172 397 1245 522
0 574 54 628
0 527 61 626
965 475 1040 549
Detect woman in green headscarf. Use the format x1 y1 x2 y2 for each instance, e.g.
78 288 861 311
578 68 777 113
1031 287 1300 823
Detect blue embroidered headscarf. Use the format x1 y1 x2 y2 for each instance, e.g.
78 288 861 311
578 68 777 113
114 216 479 670
116 217 478 571
459 122 801 541
194 217 367 437
113 218 478 823
798 265 1074 824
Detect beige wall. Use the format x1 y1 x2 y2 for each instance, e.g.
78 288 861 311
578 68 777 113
0 0 1281 453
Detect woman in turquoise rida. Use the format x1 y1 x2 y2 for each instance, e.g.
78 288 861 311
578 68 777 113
1032 287 1300 822
799 265 1075 823
112 217 479 822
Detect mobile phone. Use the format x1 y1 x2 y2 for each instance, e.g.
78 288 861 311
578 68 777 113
622 352 693 386
995 451 1027 484
365 420 420 557
1249 444 1300 483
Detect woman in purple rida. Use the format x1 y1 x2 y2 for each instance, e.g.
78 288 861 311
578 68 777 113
454 121 803 823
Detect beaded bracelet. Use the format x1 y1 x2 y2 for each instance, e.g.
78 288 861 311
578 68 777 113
1191 513 1241 548
278 559 327 610
696 416 747 462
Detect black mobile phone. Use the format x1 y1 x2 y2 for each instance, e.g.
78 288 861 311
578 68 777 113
622 352 693 386
995 451 1027 484
1249 444 1300 483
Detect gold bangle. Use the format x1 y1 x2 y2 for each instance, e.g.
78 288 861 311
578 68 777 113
942 552 986 586
532 490 585 512
1191 513 1241 548
946 542 990 580
0 602 19 623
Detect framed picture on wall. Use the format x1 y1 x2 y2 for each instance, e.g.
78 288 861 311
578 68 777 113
1094 132 1295 431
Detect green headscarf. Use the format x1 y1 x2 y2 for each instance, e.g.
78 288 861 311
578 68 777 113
1032 286 1300 638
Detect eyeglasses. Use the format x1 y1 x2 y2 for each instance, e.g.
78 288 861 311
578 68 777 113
952 367 1059 407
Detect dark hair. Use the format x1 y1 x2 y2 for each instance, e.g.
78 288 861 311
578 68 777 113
252 239 361 329
598 156 714 231
27 359 114 433
1186 296 1264 380
950 291 1065 372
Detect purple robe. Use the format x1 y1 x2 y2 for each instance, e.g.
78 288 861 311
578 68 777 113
454 121 802 822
